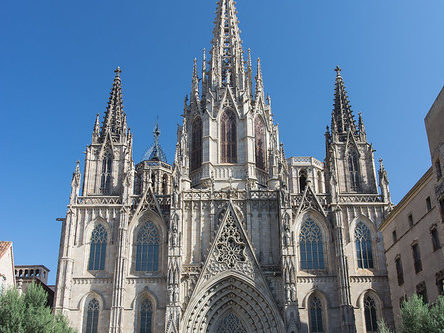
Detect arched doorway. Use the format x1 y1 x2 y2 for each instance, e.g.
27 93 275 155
182 276 284 332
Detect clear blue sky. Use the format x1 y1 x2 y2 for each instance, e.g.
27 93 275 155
1 0 443 284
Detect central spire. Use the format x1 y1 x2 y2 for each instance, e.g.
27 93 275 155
331 66 358 137
210 0 245 90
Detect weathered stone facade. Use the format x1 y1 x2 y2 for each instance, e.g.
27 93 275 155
54 1 394 332
380 87 444 331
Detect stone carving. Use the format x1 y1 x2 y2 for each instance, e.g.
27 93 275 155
206 212 254 278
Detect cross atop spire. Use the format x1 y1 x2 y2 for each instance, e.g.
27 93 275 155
100 66 126 142
331 66 358 138
334 65 342 75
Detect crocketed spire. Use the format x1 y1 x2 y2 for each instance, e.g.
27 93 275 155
142 122 167 163
209 0 245 90
100 66 127 142
331 66 358 137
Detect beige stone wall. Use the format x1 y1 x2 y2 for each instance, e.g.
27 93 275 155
381 168 444 330
0 243 15 291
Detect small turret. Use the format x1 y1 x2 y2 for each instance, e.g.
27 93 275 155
142 122 168 163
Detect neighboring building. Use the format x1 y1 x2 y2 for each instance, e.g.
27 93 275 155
425 86 444 221
0 241 15 292
15 265 55 307
54 1 394 332
380 87 444 331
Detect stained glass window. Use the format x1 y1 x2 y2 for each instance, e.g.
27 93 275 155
136 222 160 272
348 151 360 191
255 117 266 170
88 225 107 271
85 298 99 333
221 110 237 163
309 296 324 333
300 219 325 270
100 153 112 194
364 296 378 332
355 222 373 269
191 116 203 171
216 312 247 333
139 298 152 333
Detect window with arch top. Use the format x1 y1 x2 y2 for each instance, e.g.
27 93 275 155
364 295 378 332
220 110 237 163
299 219 325 270
162 174 168 195
299 169 307 193
255 116 266 170
191 116 203 171
85 298 99 333
139 298 153 333
348 151 360 191
355 221 374 269
88 224 107 271
309 296 324 333
100 152 112 194
136 222 160 272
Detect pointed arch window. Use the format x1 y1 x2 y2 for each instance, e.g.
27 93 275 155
309 296 324 332
221 110 237 163
317 171 323 193
216 312 247 333
364 296 378 332
162 174 168 195
151 173 156 192
88 224 107 271
85 298 99 333
100 153 112 194
300 219 325 270
191 116 203 171
299 169 307 193
348 151 360 191
135 222 160 272
139 298 153 333
255 117 266 170
355 221 373 269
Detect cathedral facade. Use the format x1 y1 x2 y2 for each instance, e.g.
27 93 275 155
54 1 394 332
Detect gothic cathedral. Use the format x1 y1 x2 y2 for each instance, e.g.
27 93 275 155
54 1 394 332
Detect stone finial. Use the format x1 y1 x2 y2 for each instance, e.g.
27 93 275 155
334 65 342 76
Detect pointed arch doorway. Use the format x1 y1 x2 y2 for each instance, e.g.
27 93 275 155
182 276 284 333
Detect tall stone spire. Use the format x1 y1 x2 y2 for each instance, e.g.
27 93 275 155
331 66 358 137
209 0 245 90
100 66 127 142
